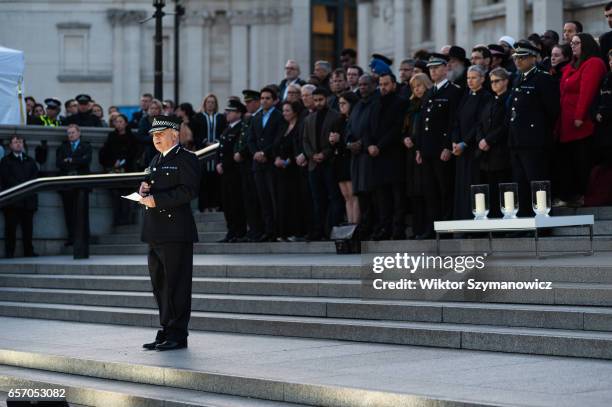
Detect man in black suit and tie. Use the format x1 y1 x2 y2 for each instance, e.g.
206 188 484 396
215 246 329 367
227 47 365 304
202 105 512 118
55 124 92 246
139 116 201 351
247 87 284 241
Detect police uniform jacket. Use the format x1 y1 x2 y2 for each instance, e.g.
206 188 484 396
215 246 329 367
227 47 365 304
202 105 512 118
0 153 39 210
141 145 201 244
64 111 102 127
247 107 284 172
415 80 463 159
507 67 560 149
595 72 612 149
234 115 254 160
216 121 242 172
56 140 92 175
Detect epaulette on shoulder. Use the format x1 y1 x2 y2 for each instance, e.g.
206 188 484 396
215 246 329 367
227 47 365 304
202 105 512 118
452 83 461 89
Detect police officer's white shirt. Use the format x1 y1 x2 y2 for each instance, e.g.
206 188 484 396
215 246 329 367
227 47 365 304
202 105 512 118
228 120 241 128
434 79 449 91
162 144 179 157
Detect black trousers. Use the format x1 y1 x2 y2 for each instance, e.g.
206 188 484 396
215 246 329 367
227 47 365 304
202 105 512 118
374 183 406 237
3 208 34 256
220 169 246 239
295 166 314 237
60 189 89 243
199 169 221 211
148 242 194 341
239 161 264 239
510 149 550 217
421 157 454 234
555 138 592 200
275 166 299 238
308 162 344 237
408 196 427 237
254 168 277 236
357 192 375 239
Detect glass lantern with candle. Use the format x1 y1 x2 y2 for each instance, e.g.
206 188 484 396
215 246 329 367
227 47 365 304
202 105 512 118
471 184 490 220
531 180 551 217
499 182 519 219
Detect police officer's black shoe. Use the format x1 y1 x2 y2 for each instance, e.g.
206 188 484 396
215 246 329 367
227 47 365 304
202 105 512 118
155 339 187 351
142 339 163 350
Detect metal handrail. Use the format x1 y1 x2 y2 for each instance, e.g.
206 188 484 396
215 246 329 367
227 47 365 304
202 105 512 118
0 142 219 207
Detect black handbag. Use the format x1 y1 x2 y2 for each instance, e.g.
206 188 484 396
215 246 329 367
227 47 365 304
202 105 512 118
330 224 361 254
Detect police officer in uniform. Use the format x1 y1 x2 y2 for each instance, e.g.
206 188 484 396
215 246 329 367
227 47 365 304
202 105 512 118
233 90 264 242
140 116 201 351
216 100 247 242
33 98 62 127
508 41 560 217
415 53 463 239
64 94 102 127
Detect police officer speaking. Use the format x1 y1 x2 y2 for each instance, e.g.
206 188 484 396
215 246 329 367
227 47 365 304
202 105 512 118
139 116 201 351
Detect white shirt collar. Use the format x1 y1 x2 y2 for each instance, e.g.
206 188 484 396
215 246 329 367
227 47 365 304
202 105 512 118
435 79 448 90
229 119 241 128
162 144 179 157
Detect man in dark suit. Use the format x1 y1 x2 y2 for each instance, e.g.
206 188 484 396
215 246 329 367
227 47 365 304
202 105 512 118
247 87 284 241
216 100 247 242
0 135 39 258
278 60 306 101
56 124 92 246
139 116 201 351
63 94 102 127
508 41 560 217
600 2 612 68
302 87 345 240
415 53 463 239
130 93 153 128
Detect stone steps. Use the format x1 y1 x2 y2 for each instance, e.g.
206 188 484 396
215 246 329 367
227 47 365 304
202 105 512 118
0 365 306 407
0 301 612 359
2 287 612 331
95 231 228 244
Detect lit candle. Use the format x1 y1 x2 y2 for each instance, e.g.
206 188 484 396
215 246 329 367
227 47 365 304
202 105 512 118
475 192 486 215
504 191 515 212
536 190 547 213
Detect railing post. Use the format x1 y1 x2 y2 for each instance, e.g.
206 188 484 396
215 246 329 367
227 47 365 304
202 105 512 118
73 188 90 259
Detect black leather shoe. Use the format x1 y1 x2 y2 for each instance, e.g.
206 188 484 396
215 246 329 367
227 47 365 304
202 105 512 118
142 339 163 350
155 339 187 351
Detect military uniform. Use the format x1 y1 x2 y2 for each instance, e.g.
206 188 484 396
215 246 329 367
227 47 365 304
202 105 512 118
415 56 463 236
216 101 247 241
508 43 560 216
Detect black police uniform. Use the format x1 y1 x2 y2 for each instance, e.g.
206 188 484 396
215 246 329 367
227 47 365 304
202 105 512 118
56 139 92 244
141 143 200 345
0 153 39 257
64 111 102 127
217 120 247 241
234 112 264 241
508 66 560 216
415 79 463 236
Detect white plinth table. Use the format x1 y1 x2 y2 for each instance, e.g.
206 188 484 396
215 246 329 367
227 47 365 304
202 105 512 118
434 215 594 258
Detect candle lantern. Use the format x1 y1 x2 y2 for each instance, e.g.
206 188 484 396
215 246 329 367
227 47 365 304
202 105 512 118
531 180 551 217
471 184 489 220
499 183 519 219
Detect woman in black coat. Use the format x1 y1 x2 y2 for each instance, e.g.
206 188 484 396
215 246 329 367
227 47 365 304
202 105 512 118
273 101 303 241
476 68 513 218
100 114 138 225
452 65 493 220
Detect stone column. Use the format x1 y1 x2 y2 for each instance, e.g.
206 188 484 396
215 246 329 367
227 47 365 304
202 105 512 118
410 0 423 55
182 11 214 107
228 10 249 97
433 0 450 52
107 9 146 105
357 0 373 68
454 0 472 52
393 0 410 64
291 0 310 82
532 0 563 35
505 0 525 43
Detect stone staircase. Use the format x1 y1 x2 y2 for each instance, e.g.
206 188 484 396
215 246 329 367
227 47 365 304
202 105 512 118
1 207 612 406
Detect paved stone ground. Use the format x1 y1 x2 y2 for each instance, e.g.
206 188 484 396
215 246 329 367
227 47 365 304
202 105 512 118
0 317 612 406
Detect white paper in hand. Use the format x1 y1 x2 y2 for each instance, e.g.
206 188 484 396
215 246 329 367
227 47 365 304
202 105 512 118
121 192 143 202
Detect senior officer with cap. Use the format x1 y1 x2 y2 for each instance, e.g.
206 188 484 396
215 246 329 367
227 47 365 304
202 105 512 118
140 116 201 351
414 53 463 239
33 98 62 127
64 94 102 127
508 40 559 217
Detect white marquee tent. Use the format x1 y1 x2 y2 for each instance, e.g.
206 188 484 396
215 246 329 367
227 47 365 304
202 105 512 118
0 46 26 125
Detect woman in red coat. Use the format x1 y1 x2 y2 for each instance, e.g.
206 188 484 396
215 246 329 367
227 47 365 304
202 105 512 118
556 33 607 207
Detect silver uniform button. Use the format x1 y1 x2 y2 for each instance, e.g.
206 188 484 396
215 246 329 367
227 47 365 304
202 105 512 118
168 214 172 218
425 127 429 131
166 173 169 176
530 124 534 127
151 180 155 184
153 167 157 171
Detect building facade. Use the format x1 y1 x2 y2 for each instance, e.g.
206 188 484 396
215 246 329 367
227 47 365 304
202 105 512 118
0 0 609 113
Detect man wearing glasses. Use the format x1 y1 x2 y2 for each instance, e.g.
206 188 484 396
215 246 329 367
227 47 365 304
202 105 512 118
507 40 560 217
279 59 306 101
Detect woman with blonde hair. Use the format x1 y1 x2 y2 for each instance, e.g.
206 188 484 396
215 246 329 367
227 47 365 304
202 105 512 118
195 93 227 212
403 73 432 239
